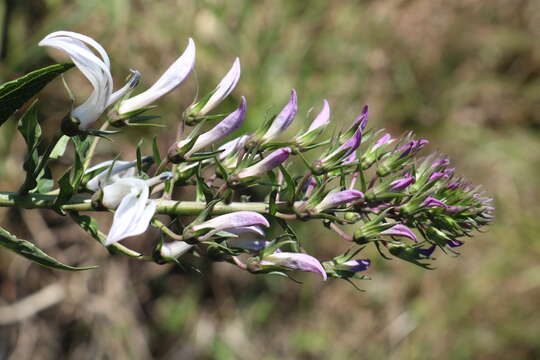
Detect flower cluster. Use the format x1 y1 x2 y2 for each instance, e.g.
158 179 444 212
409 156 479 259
0 31 493 285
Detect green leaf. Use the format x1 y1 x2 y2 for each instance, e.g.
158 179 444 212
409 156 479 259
49 135 71 159
152 136 162 165
0 63 74 127
17 101 42 191
0 226 96 271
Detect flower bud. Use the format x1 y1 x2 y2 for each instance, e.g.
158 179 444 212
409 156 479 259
295 99 330 147
236 147 291 180
312 189 364 213
390 173 415 191
189 211 270 238
259 252 327 280
260 89 297 142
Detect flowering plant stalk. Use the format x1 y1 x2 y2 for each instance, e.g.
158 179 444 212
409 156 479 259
0 31 493 287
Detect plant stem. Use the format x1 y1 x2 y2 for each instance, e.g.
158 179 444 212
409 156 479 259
83 121 110 170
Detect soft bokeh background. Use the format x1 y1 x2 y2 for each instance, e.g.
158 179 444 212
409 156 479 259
0 0 539 359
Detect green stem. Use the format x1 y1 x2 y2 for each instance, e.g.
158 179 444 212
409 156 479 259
83 121 110 170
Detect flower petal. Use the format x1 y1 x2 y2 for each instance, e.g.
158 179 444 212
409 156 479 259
192 211 270 233
118 38 196 114
261 252 327 280
262 89 297 141
198 57 241 116
237 147 291 179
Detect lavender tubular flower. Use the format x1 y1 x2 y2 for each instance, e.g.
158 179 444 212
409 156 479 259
422 197 447 208
118 39 196 114
191 212 270 234
261 89 297 141
259 252 327 280
313 190 364 213
236 147 291 179
390 173 415 191
380 224 417 242
295 99 330 147
188 58 241 117
184 97 246 156
319 128 362 169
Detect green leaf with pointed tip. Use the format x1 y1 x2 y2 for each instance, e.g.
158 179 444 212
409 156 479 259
0 226 96 271
17 101 42 192
0 63 74 127
49 135 71 160
152 136 162 165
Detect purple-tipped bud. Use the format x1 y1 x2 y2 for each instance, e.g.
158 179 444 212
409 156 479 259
447 183 461 190
321 128 362 166
262 89 297 141
380 224 417 242
432 158 450 168
307 99 330 132
342 151 357 165
373 133 394 150
390 173 415 191
418 245 436 257
353 105 369 131
218 135 249 159
422 197 446 208
192 211 270 233
447 239 464 247
260 252 327 280
336 259 371 272
314 190 364 212
186 97 246 156
398 139 429 158
428 171 446 182
237 147 291 179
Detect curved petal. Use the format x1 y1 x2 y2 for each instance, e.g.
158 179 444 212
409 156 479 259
118 38 196 114
261 252 327 280
198 57 241 116
262 89 297 141
192 211 270 232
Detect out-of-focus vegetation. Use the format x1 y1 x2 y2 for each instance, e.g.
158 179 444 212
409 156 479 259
0 0 539 359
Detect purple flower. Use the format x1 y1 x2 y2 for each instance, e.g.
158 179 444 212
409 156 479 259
192 211 270 233
342 151 357 165
390 173 415 191
308 99 331 132
432 158 450 168
447 183 461 190
314 189 364 212
184 97 246 156
398 139 429 158
422 197 446 208
428 172 446 182
262 89 297 141
373 133 394 150
336 259 371 272
222 225 265 237
260 252 327 280
447 239 464 247
417 245 436 257
380 224 417 242
237 147 291 179
353 105 369 131
321 128 362 166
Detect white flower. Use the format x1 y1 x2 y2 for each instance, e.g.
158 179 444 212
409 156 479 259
39 31 137 129
118 39 196 114
101 172 172 245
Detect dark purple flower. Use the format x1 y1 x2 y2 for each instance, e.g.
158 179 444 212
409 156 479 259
418 245 436 257
398 139 429 158
432 158 450 168
447 239 464 247
390 173 415 191
353 105 369 131
428 172 446 182
336 259 371 272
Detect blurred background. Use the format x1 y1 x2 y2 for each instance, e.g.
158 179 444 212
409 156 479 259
0 0 539 359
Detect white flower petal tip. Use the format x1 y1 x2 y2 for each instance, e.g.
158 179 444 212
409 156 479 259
197 57 241 116
118 38 196 114
160 241 193 259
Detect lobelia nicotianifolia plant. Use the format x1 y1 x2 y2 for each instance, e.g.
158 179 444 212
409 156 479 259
0 31 494 287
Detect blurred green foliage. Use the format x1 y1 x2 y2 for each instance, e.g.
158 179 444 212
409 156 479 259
0 0 539 359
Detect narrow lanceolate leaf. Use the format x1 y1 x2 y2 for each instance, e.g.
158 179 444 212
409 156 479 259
0 63 74 127
0 226 96 271
17 101 42 192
